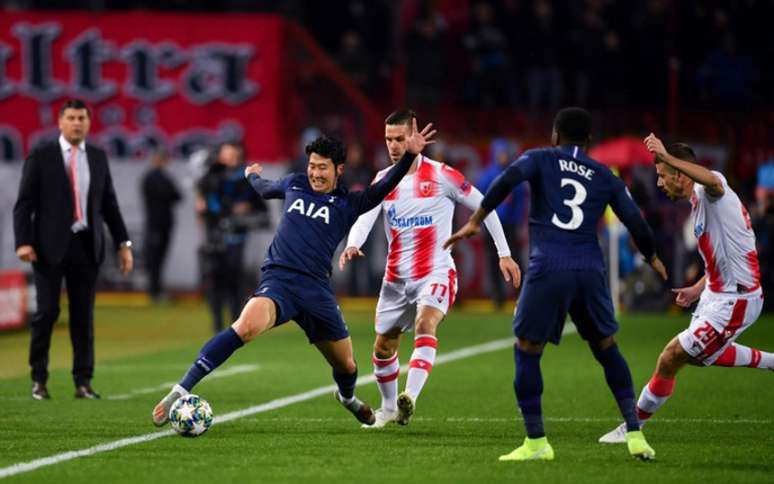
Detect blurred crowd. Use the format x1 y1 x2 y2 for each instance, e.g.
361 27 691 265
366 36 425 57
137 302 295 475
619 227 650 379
8 0 771 112
3 0 772 311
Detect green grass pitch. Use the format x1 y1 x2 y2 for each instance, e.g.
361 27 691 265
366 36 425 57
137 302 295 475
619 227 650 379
0 302 772 483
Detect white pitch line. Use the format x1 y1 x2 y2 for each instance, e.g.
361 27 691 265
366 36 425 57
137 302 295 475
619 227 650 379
0 336 518 479
106 364 260 401
219 416 773 425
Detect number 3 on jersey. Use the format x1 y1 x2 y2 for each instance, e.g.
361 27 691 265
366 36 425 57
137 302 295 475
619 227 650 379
551 178 587 230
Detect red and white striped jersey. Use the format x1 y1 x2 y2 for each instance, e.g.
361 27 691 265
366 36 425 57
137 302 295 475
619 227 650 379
691 171 761 294
346 155 511 282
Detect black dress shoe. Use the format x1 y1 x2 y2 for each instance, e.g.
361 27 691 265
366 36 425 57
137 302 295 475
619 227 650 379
74 385 101 400
32 382 50 400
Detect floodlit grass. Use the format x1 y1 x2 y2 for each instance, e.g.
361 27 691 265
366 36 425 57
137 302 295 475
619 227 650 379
0 302 772 483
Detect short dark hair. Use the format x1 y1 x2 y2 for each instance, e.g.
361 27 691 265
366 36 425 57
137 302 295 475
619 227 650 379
666 142 696 162
385 109 417 127
59 99 91 117
553 107 592 143
305 135 346 165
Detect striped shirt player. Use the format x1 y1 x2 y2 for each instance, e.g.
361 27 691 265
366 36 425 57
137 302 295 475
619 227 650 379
340 109 520 428
447 108 664 461
599 135 771 446
345 155 512 425
678 170 764 365
350 155 512 298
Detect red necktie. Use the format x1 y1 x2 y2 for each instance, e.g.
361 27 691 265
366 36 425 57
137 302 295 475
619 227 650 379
68 147 83 223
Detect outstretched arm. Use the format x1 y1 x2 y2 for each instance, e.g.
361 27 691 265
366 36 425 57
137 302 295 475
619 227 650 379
644 133 724 198
458 187 511 257
444 156 532 250
245 163 291 199
355 118 436 213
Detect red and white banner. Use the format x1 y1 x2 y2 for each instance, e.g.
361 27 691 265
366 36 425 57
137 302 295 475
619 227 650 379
0 12 288 161
0 270 27 331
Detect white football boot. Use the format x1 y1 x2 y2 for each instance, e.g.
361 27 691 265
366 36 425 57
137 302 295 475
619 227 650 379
598 422 627 444
361 408 398 429
152 384 188 427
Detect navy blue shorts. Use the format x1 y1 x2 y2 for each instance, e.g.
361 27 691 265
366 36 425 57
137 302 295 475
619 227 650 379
513 269 618 345
254 267 349 344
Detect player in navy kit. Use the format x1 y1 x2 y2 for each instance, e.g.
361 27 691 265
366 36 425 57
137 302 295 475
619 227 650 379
445 108 667 461
152 120 436 427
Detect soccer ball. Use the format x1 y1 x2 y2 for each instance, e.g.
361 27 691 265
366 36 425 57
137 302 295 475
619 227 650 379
168 394 213 437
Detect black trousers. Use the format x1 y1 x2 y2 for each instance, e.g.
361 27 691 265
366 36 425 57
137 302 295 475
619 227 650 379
144 228 171 300
29 231 98 386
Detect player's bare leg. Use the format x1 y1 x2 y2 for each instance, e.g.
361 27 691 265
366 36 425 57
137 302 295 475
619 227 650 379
397 306 444 425
367 328 402 428
316 337 375 426
152 297 275 426
635 337 692 423
638 336 773 419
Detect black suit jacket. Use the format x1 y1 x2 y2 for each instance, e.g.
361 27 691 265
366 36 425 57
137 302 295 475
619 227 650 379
13 140 129 266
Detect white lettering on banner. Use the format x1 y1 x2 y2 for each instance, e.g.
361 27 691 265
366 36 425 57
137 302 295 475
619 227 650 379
558 159 595 180
0 17 267 161
287 198 330 224
8 23 257 105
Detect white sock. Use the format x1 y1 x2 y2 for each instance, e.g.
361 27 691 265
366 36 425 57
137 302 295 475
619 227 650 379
636 375 675 422
713 343 774 369
373 353 399 412
405 334 437 401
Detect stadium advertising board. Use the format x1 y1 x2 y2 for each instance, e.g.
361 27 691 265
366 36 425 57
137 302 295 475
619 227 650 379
0 270 27 331
0 12 287 161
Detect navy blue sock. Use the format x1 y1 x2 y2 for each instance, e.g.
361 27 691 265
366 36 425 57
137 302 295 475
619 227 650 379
514 347 544 439
591 343 639 431
180 328 245 391
333 367 358 400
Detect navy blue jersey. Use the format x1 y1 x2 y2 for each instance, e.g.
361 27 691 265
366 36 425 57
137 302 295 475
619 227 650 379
482 145 655 273
248 152 414 280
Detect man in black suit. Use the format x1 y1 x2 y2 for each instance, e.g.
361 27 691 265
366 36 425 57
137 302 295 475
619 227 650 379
13 99 134 400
